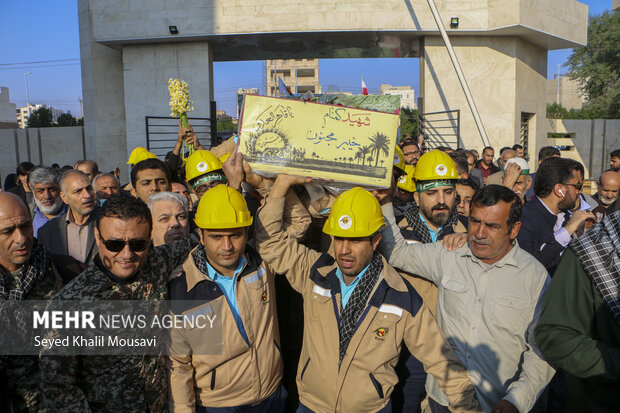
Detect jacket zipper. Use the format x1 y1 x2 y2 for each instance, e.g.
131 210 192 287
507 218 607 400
300 357 311 381
210 369 216 390
369 373 384 399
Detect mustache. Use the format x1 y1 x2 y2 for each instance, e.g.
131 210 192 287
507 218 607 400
470 235 492 245
432 203 450 211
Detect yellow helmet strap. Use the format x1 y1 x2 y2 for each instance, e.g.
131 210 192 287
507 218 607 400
190 172 227 189
416 180 456 193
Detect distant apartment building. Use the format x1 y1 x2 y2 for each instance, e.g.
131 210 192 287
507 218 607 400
379 84 416 109
266 59 321 97
545 76 585 110
16 104 63 128
0 87 18 128
237 87 259 117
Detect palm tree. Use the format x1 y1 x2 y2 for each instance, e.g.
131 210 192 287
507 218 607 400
356 145 372 165
380 159 385 168
369 132 391 167
354 151 363 164
348 157 353 164
367 156 373 166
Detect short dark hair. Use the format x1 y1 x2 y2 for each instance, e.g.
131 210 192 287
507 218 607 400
611 149 620 159
16 162 35 176
512 144 523 151
456 177 480 191
96 193 152 234
538 146 561 162
470 184 521 232
400 140 419 150
130 158 171 188
534 157 584 198
483 146 494 153
449 152 469 176
499 146 511 155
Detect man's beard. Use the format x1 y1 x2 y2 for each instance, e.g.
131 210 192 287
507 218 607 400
599 194 617 206
421 202 453 228
35 197 64 215
558 196 577 212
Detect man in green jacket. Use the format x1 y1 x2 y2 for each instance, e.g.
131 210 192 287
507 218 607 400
535 210 620 412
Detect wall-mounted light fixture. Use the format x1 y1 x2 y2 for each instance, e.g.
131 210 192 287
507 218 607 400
450 17 459 29
169 25 179 35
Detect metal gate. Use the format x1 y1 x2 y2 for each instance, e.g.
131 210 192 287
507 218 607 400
145 116 214 158
420 109 461 149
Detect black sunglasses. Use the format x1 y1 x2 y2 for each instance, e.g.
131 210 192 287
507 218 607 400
99 235 150 253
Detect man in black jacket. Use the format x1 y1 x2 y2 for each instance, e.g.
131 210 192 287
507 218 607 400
517 157 594 275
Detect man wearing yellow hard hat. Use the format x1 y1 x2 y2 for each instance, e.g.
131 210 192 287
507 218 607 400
397 150 466 243
255 174 480 413
184 150 228 199
169 184 286 412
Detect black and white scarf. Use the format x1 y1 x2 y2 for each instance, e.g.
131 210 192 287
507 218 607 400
0 244 50 333
404 204 459 244
338 253 383 367
570 210 620 325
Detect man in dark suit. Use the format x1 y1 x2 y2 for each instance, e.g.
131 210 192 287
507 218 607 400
7 162 35 207
517 157 594 275
38 170 98 264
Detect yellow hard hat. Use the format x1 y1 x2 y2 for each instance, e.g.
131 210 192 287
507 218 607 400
194 184 253 229
393 145 406 173
413 150 459 181
397 164 416 193
185 150 224 183
323 187 385 238
127 147 157 165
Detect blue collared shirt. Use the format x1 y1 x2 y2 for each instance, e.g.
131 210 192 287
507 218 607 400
419 212 443 242
335 263 371 308
33 204 67 238
205 255 249 344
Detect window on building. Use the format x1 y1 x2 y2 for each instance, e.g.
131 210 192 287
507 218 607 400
296 68 315 77
296 85 315 94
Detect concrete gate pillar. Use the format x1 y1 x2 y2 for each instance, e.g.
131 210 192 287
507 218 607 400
421 36 547 167
122 41 214 166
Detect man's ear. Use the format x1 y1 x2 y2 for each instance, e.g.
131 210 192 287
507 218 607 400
526 176 532 192
413 191 420 206
59 191 69 205
509 221 522 240
371 232 382 251
94 227 102 248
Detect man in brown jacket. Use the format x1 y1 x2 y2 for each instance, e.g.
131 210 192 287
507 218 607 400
169 185 287 412
255 175 481 413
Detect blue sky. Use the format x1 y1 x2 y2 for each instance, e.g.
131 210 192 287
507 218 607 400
0 0 612 117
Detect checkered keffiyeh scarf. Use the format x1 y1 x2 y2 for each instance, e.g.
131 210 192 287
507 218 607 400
570 210 620 325
0 244 50 332
338 253 383 367
193 245 209 275
403 204 459 244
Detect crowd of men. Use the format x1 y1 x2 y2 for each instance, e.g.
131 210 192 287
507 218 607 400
1 122 619 413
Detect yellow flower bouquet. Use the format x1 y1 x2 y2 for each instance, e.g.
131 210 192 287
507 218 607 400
168 78 195 158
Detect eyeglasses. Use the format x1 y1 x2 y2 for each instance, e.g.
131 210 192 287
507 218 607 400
99 235 150 253
404 151 421 157
195 181 225 196
565 182 583 191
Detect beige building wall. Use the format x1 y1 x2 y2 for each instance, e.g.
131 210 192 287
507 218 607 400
545 77 585 110
422 35 547 170
266 59 321 96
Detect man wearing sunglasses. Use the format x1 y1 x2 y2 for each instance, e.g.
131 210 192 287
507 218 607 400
518 157 595 276
40 193 199 412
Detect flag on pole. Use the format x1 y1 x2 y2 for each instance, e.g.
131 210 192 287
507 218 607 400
361 76 368 95
278 77 292 97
